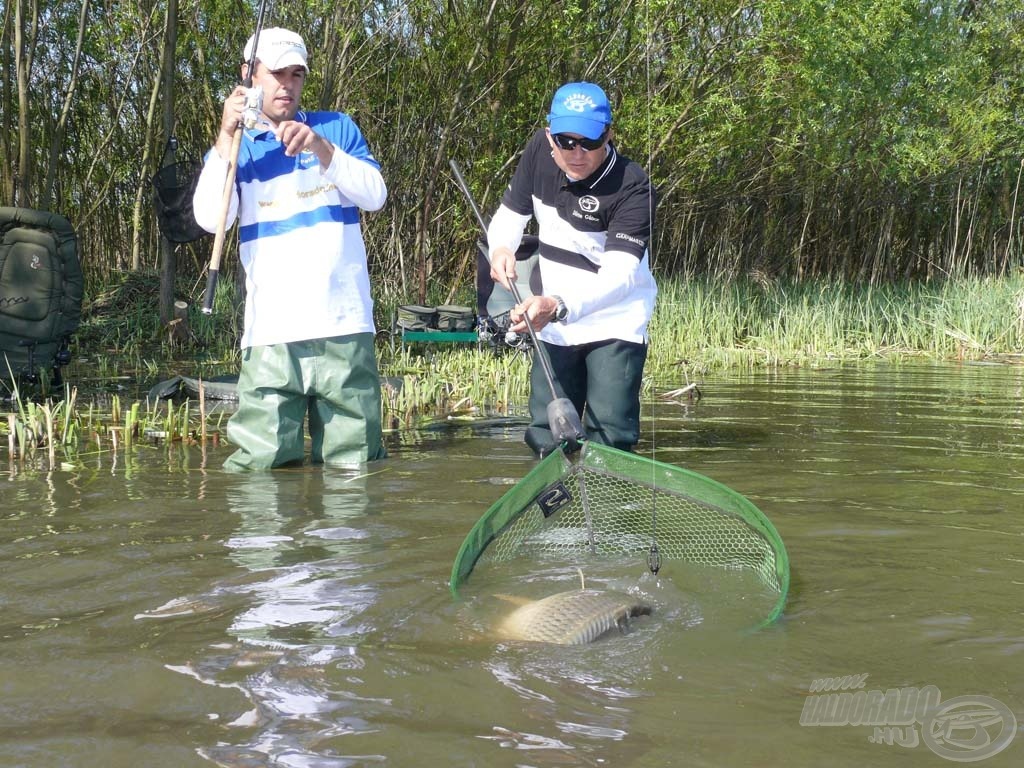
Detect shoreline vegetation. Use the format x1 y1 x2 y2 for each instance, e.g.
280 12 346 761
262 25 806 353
3 272 1024 467
4 2 1023 469
5 1 1022 296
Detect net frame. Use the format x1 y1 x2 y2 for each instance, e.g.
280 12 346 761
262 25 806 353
450 441 789 626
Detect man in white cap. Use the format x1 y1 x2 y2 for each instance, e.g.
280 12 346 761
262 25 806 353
193 28 388 470
487 81 657 456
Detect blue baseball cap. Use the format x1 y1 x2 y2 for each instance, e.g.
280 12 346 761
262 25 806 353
547 82 612 140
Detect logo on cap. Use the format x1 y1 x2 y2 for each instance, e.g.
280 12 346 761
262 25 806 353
563 92 598 113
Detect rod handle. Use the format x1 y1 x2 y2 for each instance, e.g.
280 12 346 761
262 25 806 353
202 127 244 315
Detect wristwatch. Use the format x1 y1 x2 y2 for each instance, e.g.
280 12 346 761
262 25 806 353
551 295 568 323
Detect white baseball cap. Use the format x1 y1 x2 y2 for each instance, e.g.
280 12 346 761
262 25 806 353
243 27 308 72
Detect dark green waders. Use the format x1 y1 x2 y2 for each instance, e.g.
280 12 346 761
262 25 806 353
224 333 386 471
524 338 648 456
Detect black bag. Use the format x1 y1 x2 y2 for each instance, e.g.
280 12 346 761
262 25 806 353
0 207 82 382
151 137 210 243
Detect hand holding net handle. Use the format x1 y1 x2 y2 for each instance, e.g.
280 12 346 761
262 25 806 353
448 159 584 449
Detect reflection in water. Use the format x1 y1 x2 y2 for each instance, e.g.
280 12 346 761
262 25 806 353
224 471 375 645
6 365 1024 767
155 468 389 767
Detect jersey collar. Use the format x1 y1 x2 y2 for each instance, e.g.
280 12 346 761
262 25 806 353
248 109 309 139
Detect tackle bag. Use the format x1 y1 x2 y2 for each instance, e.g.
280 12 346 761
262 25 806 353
435 305 475 331
396 305 437 331
0 207 82 382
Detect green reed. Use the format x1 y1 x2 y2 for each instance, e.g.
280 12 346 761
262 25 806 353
2 378 224 470
5 274 1024 465
378 345 531 428
646 275 1024 375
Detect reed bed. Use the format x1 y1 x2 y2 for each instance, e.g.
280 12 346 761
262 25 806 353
379 346 532 429
647 275 1024 374
3 381 226 471
4 275 1024 466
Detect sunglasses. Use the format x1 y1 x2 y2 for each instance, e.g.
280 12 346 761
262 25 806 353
551 130 608 152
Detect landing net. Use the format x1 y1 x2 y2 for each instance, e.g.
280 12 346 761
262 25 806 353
451 441 789 626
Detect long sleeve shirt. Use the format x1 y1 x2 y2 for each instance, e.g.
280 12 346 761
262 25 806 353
193 110 386 348
487 129 656 346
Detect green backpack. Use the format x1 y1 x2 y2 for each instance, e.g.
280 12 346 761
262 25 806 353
0 207 82 384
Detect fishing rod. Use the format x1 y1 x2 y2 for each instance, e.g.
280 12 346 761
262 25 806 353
448 158 585 450
201 0 271 315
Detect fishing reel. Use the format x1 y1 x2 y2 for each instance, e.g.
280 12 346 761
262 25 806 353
478 313 532 354
242 86 263 129
504 330 529 350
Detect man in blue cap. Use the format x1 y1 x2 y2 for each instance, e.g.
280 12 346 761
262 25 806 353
487 82 658 456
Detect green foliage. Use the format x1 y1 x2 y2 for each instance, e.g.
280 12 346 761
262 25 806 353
76 269 242 366
1 0 1022 303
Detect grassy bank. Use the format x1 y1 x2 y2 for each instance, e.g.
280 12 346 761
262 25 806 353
383 273 1024 427
647 274 1024 373
4 272 1024 463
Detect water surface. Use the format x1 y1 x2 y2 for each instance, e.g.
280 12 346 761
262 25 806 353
2 363 1022 767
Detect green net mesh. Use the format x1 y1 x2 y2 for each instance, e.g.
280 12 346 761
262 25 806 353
451 441 789 626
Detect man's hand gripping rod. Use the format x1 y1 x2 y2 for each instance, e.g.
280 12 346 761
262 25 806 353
202 1 269 315
448 159 585 450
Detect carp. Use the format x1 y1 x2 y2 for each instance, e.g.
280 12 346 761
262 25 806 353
496 587 652 645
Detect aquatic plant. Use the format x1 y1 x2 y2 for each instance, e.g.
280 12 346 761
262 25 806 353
378 345 532 428
5 274 1024 465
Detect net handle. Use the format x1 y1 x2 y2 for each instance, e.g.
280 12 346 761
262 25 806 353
448 158 585 449
202 0 273 315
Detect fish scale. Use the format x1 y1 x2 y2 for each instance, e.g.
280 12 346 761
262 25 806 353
497 589 652 645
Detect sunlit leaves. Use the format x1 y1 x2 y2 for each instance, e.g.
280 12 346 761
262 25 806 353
0 0 1021 287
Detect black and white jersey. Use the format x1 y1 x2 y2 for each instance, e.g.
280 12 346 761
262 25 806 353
498 129 657 345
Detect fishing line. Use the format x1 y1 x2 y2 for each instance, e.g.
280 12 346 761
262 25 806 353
448 158 585 450
644 0 661 578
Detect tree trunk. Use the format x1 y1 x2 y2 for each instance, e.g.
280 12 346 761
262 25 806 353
158 0 179 324
1 8 16 203
13 0 39 207
41 0 89 210
133 2 171 272
167 299 190 348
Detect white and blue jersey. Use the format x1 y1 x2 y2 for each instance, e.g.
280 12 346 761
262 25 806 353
194 110 386 348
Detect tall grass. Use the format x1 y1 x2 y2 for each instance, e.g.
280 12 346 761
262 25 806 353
5 274 1024 466
647 275 1024 374
79 270 242 364
379 345 531 428
380 274 1024 423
